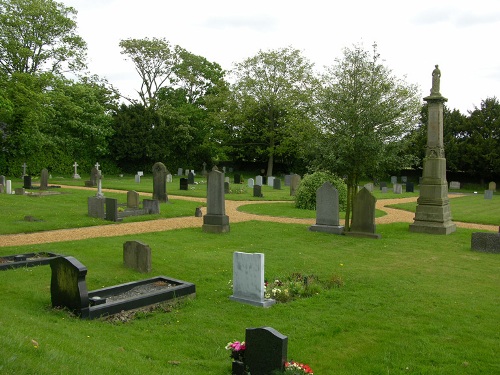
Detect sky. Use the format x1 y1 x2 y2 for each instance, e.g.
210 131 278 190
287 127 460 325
63 0 500 114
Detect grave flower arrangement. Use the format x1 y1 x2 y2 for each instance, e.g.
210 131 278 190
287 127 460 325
285 360 314 374
225 340 246 362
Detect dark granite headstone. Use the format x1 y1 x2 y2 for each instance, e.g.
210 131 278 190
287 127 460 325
40 168 49 190
50 256 89 318
245 327 288 375
234 174 241 184
123 240 152 273
188 171 195 184
273 178 281 190
180 178 188 190
152 162 168 202
380 181 387 190
346 187 380 239
253 185 263 198
471 232 500 253
406 182 414 193
105 197 119 222
23 175 32 189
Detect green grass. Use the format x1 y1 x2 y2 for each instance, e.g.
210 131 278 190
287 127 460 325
388 194 500 226
0 186 202 235
0 222 498 374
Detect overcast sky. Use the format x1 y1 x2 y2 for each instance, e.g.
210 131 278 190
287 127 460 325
63 0 500 114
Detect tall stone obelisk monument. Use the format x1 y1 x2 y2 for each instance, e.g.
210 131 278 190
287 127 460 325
409 65 456 235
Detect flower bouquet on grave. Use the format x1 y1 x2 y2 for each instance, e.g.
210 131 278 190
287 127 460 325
225 340 246 362
284 360 314 374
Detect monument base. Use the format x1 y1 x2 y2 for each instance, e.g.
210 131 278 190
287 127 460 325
229 295 275 308
309 224 344 234
409 221 456 235
345 231 381 239
202 214 230 233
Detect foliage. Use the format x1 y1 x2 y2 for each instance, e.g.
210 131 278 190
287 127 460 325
295 171 347 210
0 0 87 75
315 43 421 230
226 47 319 176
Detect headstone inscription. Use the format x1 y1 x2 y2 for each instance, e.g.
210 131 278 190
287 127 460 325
309 182 344 234
202 169 230 233
123 240 152 273
23 175 32 189
152 162 168 203
127 190 140 208
188 171 195 184
290 174 301 196
40 168 49 190
245 327 288 375
488 181 496 192
253 185 263 198
484 190 493 200
229 252 274 307
180 178 188 190
345 187 381 239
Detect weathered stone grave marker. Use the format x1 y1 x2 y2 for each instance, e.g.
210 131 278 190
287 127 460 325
290 174 301 196
449 181 460 189
471 232 500 253
152 162 168 203
202 169 230 233
123 240 151 273
406 182 414 193
40 168 49 190
127 190 140 208
247 178 254 188
253 185 263 197
72 162 80 179
488 181 496 192
23 175 32 189
180 178 188 190
309 182 344 234
255 175 263 186
484 190 493 200
346 187 380 239
188 171 195 184
273 178 281 190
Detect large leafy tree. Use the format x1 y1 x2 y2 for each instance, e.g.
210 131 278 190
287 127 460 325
315 43 421 230
0 0 87 75
227 47 318 176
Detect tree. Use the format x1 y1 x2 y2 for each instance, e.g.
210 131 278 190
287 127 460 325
119 37 180 108
227 47 318 176
0 0 87 75
315 43 421 231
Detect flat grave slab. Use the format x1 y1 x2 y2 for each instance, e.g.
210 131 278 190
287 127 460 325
0 252 60 271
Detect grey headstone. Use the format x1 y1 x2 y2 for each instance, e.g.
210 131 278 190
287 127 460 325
253 185 263 197
346 187 380 239
166 173 172 183
449 181 460 189
401 176 408 183
177 168 183 176
290 174 301 196
471 232 500 253
284 174 291 186
179 178 188 190
255 175 263 186
23 175 32 189
229 252 274 307
309 182 344 234
50 256 89 318
123 240 152 273
273 178 281 190
105 197 119 222
188 171 195 184
127 190 140 208
488 181 496 192
267 176 275 187
88 196 105 219
406 182 414 193
152 162 168 203
224 176 230 183
245 327 287 375
0 175 5 186
40 168 49 190
90 167 98 186
224 181 230 194
0 185 3 194
195 207 203 217
202 169 230 233
248 178 254 188
135 174 141 183
381 187 388 193
391 176 397 184
380 181 387 190
15 187 25 195
143 199 160 214
393 183 403 194
484 190 493 200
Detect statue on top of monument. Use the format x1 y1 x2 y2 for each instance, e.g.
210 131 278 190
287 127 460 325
431 64 441 95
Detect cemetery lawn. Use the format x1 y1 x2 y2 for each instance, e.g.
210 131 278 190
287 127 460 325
0 188 202 235
388 194 500 225
0 222 498 374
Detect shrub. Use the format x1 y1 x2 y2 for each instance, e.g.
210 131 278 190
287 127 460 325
295 171 347 210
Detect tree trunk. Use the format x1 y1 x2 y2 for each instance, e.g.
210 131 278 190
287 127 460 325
345 175 353 232
267 152 274 177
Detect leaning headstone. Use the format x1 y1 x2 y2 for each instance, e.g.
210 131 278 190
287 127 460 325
123 240 152 273
245 327 287 375
471 232 500 253
188 171 195 184
290 174 301 196
127 190 140 208
284 174 291 187
273 178 281 190
40 168 49 190
345 187 381 239
229 252 274 307
449 181 460 189
6 180 12 194
484 190 493 200
177 168 183 176
179 178 188 190
152 162 168 203
23 175 32 189
406 182 414 193
202 169 230 233
267 176 275 187
255 175 263 186
253 185 263 198
247 178 254 188
309 182 344 234
15 187 25 195
50 256 89 318
105 197 119 222
393 183 403 194
88 197 105 219
234 174 241 184
391 176 397 184
488 181 496 192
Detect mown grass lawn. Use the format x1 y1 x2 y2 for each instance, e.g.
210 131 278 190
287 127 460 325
0 222 498 375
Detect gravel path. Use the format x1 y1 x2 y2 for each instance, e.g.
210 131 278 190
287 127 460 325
0 188 496 248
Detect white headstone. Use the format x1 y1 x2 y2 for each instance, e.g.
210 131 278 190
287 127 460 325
449 181 460 189
72 162 81 179
225 176 230 183
177 168 183 176
135 174 140 183
137 171 143 177
6 180 12 194
166 173 172 183
229 252 275 307
267 177 275 187
248 178 254 188
256 176 263 186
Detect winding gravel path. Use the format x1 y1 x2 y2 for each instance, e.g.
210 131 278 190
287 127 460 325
0 188 496 248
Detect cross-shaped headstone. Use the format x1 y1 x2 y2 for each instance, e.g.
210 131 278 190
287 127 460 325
96 170 103 197
22 163 27 176
94 162 100 170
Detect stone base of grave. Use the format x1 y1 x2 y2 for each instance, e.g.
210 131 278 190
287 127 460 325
409 220 456 235
345 231 381 239
229 295 275 308
309 224 344 234
202 214 230 233
471 232 500 253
